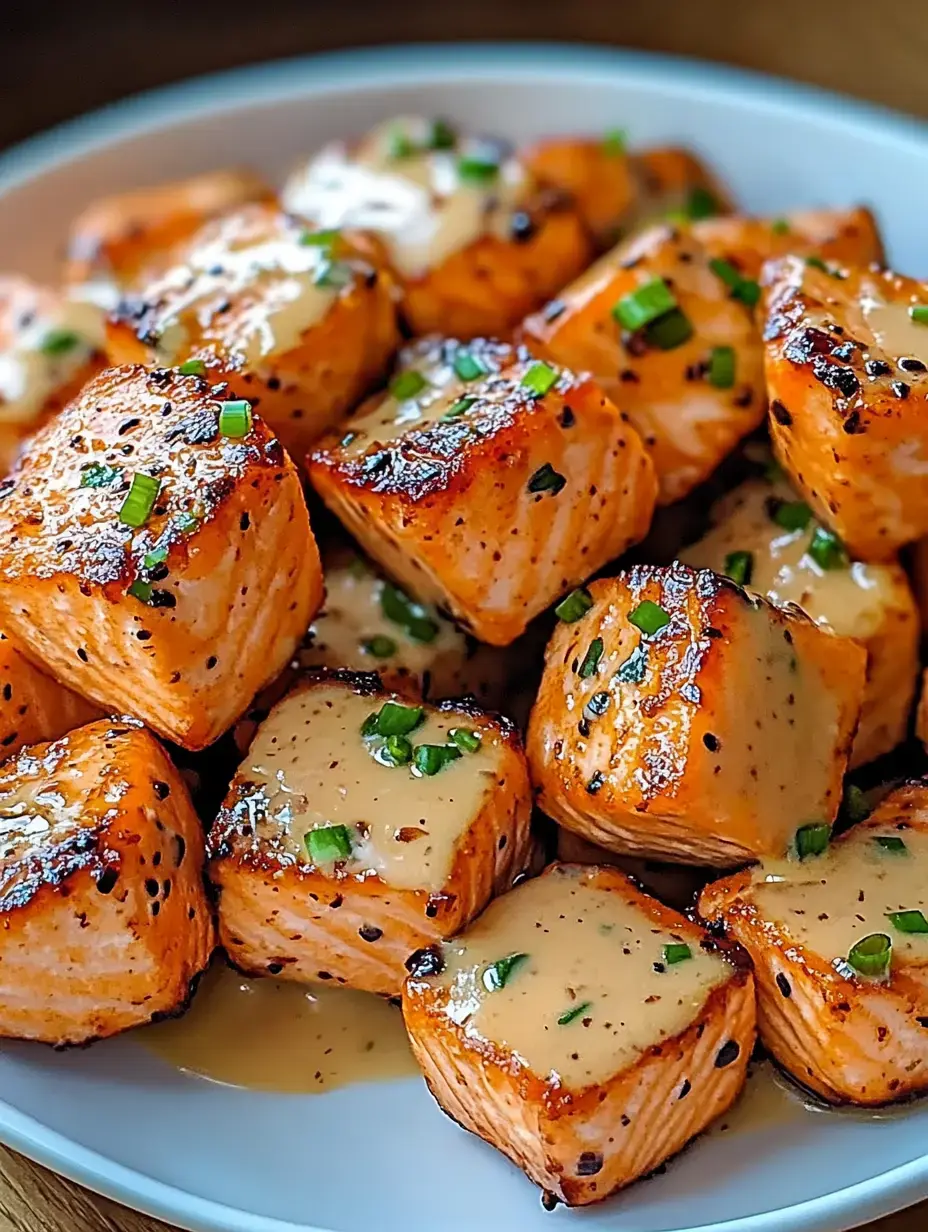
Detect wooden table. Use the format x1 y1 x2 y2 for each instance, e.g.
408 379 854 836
3 1 928 1228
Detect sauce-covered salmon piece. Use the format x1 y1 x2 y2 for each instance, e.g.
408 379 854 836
763 255 928 561
283 116 593 339
700 783 928 1106
527 564 865 866
0 364 322 750
0 717 214 1046
308 338 656 646
106 203 401 461
0 630 102 759
403 862 754 1207
209 671 532 996
680 472 918 767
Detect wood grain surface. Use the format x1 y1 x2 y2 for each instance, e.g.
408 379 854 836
2 1 928 1228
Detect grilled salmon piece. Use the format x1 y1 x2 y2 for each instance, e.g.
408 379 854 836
209 671 532 995
0 364 321 750
282 116 593 339
527 563 865 866
65 168 274 310
308 338 656 646
0 717 214 1046
0 275 105 474
763 255 928 561
700 782 928 1106
106 203 401 461
680 473 918 768
403 862 754 1207
521 222 765 504
0 630 102 758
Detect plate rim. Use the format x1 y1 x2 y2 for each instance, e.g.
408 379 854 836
1 39 927 1232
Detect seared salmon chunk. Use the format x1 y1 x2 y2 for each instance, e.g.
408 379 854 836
527 564 865 866
700 782 928 1106
403 862 754 1207
0 717 214 1046
209 671 532 996
680 472 918 767
282 116 593 339
0 364 322 750
107 203 400 461
763 255 928 561
308 338 656 646
0 630 102 758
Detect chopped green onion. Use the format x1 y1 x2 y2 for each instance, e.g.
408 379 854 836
708 258 760 307
482 952 528 992
808 526 848 571
218 399 253 439
377 734 413 767
612 278 677 331
300 228 340 247
448 727 481 754
314 259 354 289
578 637 604 678
527 462 566 495
457 155 499 184
387 128 416 160
127 579 153 603
306 824 353 864
663 942 693 965
555 588 593 623
364 701 424 738
772 500 813 532
413 743 462 776
118 473 161 528
843 784 871 825
429 119 457 150
175 511 200 534
79 462 121 489
603 128 627 156
764 457 786 484
874 835 907 853
441 396 476 422
389 370 428 401
685 186 719 221
453 351 486 382
615 644 648 684
795 823 831 860
771 218 791 235
360 713 379 738
846 932 892 980
908 305 928 325
520 361 559 398
629 599 670 635
362 635 397 659
380 582 440 644
645 307 693 350
805 255 829 273
886 910 928 935
557 1001 592 1025
39 329 81 356
724 550 753 586
708 345 736 389
178 358 205 375
142 544 169 570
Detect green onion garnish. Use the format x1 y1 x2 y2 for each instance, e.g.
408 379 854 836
805 256 829 273
39 329 81 357
772 500 813 532
645 307 693 350
457 155 499 184
387 128 416 160
603 128 627 156
557 1001 592 1025
520 361 559 398
362 635 397 659
685 187 719 221
615 644 648 683
218 399 253 439
612 278 677 332
663 943 693 965
578 637 604 678
441 396 476 422
178 359 205 375
771 218 791 235
527 462 566 495
127 579 153 603
708 345 736 389
874 835 907 853
175 511 200 534
724 550 753 586
448 727 481 754
795 823 831 860
429 119 457 150
555 588 593 623
908 305 928 325
843 784 871 825
629 600 670 635
363 701 424 738
453 351 486 382
143 544 169 570
846 932 892 980
886 910 928 935
314 260 354 289
808 526 848 571
413 743 462 776
79 462 121 489
380 582 440 643
708 258 760 307
306 824 353 864
389 370 428 401
300 228 340 247
482 952 528 992
118 473 161 528
377 734 413 767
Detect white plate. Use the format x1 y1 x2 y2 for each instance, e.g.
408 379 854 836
1 42 927 1232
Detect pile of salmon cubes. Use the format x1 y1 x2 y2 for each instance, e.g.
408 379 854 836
1 111 928 1211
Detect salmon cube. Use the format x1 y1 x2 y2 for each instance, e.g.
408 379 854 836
763 255 928 561
65 168 274 309
308 338 656 646
521 222 766 503
700 782 928 1106
680 472 919 767
282 116 593 339
107 203 401 460
403 862 754 1207
0 630 102 758
527 564 865 866
0 275 105 474
208 671 532 996
0 364 322 750
0 717 213 1046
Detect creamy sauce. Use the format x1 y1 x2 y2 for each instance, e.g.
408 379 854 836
145 960 416 1093
242 683 506 892
0 289 102 425
861 295 928 368
431 865 731 1087
282 116 530 277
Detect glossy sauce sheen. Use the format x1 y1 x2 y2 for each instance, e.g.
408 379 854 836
434 865 731 1086
244 684 504 891
861 297 928 368
0 293 102 425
